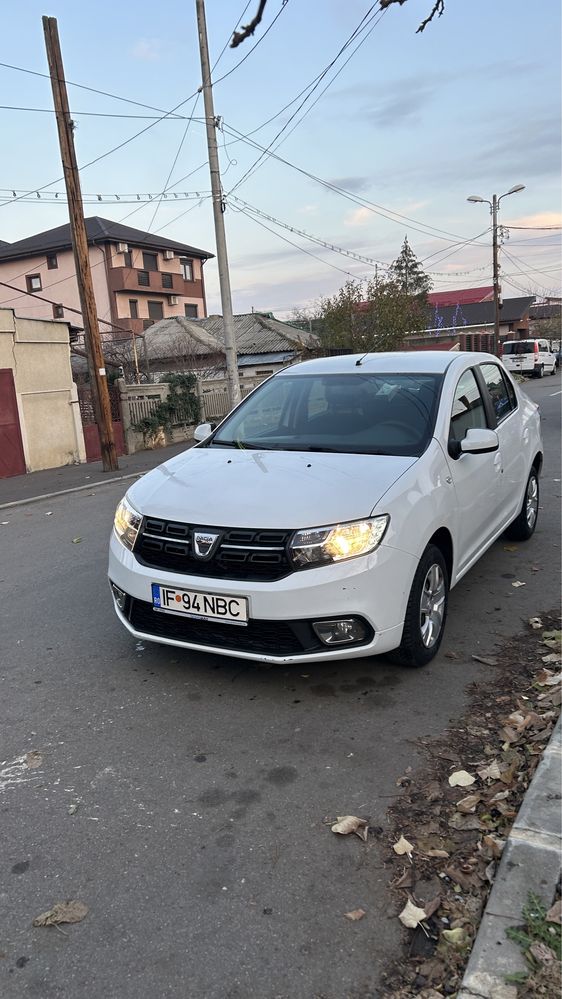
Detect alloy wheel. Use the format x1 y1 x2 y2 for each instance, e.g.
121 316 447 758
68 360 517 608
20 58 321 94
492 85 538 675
419 563 446 648
526 474 538 530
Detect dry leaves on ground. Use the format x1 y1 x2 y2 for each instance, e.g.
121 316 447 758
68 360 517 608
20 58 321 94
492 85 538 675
33 900 88 927
25 751 43 770
344 908 366 921
448 770 475 787
331 815 369 842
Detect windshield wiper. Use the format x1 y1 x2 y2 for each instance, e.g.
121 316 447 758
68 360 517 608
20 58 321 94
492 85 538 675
210 440 262 449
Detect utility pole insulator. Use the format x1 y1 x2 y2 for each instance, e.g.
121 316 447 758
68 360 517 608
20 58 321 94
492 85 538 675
43 16 118 472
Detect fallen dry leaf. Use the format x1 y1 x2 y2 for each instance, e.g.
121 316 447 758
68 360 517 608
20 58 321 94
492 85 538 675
503 544 518 552
477 760 501 781
425 848 449 859
529 940 557 964
71 537 82 544
456 793 480 814
471 654 498 667
444 650 460 660
482 834 505 859
344 908 366 921
32 900 88 927
331 816 368 842
422 895 442 919
393 867 415 889
541 654 562 666
448 813 483 831
442 926 468 948
529 617 543 630
398 899 427 928
542 630 562 649
546 899 562 924
392 834 414 856
512 580 526 588
25 751 43 770
448 770 475 788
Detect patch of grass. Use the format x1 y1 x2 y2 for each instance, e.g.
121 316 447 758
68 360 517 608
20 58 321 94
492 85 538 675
506 892 561 997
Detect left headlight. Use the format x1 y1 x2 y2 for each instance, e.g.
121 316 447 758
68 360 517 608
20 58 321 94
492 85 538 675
113 495 142 551
289 516 389 568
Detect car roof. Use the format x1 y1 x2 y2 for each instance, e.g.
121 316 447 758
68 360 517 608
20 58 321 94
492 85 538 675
277 350 498 376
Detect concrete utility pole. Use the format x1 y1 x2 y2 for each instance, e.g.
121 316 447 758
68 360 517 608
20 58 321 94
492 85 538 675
195 0 241 409
43 16 118 471
467 184 525 358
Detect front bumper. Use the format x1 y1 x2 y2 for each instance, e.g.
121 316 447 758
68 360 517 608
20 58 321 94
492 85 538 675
108 531 416 663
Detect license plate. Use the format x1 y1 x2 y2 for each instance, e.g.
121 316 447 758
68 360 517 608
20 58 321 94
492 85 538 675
151 583 248 625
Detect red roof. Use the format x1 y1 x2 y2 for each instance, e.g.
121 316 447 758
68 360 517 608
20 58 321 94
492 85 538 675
427 286 493 307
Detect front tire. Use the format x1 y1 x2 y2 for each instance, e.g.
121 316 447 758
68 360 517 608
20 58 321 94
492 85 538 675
505 468 539 541
389 544 449 668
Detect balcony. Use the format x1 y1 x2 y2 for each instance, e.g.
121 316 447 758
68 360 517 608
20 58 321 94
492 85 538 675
107 266 202 299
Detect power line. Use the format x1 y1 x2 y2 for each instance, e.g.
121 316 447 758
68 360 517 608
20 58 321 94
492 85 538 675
0 104 207 120
227 3 383 195
212 0 290 87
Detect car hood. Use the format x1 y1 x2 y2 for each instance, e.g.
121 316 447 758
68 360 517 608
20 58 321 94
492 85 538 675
126 447 417 529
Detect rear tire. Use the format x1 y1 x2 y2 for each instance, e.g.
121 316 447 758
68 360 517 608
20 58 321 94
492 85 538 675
551 364 557 375
505 468 539 541
537 365 544 378
388 544 449 668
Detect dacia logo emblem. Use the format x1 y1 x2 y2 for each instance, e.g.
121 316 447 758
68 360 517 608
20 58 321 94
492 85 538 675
193 530 220 559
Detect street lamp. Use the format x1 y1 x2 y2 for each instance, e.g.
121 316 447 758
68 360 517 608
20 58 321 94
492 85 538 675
467 184 526 357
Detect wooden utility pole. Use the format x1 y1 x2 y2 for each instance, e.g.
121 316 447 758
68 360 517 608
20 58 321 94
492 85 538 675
195 0 241 409
43 16 118 471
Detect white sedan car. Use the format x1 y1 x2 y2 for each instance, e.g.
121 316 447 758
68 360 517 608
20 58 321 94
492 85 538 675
109 352 542 667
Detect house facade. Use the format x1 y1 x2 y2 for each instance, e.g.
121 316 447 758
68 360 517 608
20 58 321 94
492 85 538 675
0 217 213 339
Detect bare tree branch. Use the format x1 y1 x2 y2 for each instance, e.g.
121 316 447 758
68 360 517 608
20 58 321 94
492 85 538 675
379 0 445 33
231 0 268 48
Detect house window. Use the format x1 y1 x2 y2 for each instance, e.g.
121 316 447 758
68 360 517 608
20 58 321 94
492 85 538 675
52 303 64 319
26 274 42 292
147 300 164 321
123 251 132 268
138 270 149 287
47 253 58 269
180 258 194 282
129 299 139 319
142 251 158 272
184 303 198 318
162 273 173 289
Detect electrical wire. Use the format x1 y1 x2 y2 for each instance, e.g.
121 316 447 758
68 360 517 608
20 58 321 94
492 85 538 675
227 3 383 195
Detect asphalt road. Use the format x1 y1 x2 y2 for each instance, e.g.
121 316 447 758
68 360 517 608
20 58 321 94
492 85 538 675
1 373 560 999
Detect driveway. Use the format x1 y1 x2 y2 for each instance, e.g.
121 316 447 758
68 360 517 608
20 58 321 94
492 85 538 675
1 374 559 999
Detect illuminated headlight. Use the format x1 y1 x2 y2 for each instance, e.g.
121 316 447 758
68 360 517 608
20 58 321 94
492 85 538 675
289 516 389 568
113 496 142 551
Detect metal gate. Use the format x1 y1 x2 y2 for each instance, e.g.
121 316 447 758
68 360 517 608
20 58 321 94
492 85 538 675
77 383 126 462
0 369 26 478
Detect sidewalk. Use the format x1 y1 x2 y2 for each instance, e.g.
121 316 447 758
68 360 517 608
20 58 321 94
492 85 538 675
0 441 192 508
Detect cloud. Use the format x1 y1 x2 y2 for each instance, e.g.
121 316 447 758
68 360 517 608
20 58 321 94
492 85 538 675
364 87 436 128
131 39 163 61
298 204 318 215
344 206 372 227
327 176 371 193
505 211 562 228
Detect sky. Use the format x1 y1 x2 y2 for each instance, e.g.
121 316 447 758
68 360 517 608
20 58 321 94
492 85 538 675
1 0 561 318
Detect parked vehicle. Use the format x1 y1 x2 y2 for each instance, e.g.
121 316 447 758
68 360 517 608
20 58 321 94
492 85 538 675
109 351 542 667
501 338 557 378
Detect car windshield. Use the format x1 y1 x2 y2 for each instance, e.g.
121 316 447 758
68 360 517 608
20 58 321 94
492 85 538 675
209 372 443 457
502 341 535 355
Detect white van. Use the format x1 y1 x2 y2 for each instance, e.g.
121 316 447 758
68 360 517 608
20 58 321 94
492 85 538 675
501 338 557 378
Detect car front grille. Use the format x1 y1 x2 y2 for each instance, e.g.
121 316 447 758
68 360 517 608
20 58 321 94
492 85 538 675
133 517 293 582
127 598 326 657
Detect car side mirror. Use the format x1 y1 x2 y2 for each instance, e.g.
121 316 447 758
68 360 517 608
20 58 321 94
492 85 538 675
193 422 213 442
460 428 499 455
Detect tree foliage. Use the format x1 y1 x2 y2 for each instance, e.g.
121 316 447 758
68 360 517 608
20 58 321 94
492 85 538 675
302 272 430 354
388 236 432 297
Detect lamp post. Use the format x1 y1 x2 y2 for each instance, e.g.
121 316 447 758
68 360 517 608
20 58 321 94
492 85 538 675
467 184 525 357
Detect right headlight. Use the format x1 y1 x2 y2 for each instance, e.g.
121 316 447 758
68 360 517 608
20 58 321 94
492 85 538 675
113 495 142 551
289 516 389 568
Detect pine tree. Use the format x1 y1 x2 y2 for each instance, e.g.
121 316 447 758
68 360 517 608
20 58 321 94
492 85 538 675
389 237 432 297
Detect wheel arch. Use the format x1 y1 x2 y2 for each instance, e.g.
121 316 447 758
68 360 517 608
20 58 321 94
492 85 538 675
532 451 543 476
427 527 453 584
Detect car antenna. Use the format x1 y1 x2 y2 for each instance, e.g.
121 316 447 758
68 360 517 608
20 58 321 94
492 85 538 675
355 351 370 366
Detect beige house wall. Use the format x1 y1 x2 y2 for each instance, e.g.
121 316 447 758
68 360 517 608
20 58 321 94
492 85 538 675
0 308 86 471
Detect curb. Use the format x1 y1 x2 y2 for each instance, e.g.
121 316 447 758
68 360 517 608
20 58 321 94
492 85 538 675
457 714 562 999
0 471 144 510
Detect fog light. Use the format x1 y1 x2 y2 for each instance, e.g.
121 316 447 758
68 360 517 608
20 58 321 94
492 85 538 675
111 583 127 611
312 618 367 646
